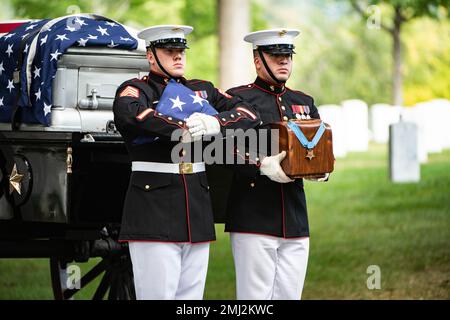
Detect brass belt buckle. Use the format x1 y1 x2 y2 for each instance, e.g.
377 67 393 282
179 162 193 174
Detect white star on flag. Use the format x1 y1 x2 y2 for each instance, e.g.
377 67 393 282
0 62 5 76
105 22 118 27
190 94 206 107
33 66 41 79
0 97 4 108
65 26 76 32
23 43 29 53
40 34 48 46
55 34 69 41
77 38 88 46
21 33 29 40
87 34 98 40
5 44 13 57
35 88 41 100
96 26 109 36
75 17 87 26
7 79 15 93
4 33 15 40
120 36 132 42
26 24 37 31
107 40 119 48
43 103 52 116
50 49 62 61
170 96 186 111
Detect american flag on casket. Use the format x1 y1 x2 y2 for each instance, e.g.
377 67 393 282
0 14 138 126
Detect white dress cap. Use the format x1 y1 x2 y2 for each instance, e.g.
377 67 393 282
138 25 193 47
244 28 300 50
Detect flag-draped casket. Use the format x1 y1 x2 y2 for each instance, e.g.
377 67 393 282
0 15 149 225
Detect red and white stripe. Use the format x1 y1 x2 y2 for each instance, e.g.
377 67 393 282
0 20 31 35
136 108 154 121
195 90 208 99
236 107 257 120
120 86 140 98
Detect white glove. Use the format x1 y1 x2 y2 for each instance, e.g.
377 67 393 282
186 113 221 137
259 151 294 183
305 173 330 182
180 129 202 143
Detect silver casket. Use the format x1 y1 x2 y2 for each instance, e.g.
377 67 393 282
0 46 149 226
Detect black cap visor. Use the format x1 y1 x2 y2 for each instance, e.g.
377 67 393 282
149 38 189 49
258 44 295 55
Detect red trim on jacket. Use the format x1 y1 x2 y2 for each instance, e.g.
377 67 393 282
154 112 185 128
236 107 257 120
258 76 285 88
136 108 154 121
280 185 286 238
214 115 245 126
231 84 255 93
181 174 192 242
188 79 208 85
275 94 285 121
253 83 287 96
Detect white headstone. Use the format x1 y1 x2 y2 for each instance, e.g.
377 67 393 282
415 101 443 154
400 107 428 163
341 99 369 152
389 121 420 183
318 104 347 158
370 104 402 143
429 99 450 150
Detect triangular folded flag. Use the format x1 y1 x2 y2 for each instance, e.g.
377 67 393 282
155 79 218 120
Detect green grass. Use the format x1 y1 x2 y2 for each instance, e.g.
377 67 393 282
1 143 449 299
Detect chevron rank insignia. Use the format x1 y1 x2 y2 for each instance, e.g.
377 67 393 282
120 86 140 98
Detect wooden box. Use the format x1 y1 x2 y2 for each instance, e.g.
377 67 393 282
271 119 335 179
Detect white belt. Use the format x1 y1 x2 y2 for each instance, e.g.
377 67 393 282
131 161 206 174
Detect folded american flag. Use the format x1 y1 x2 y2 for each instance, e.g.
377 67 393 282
156 79 218 119
0 15 138 126
132 79 218 145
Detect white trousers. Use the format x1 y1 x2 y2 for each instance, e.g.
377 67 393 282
230 233 309 300
128 242 210 300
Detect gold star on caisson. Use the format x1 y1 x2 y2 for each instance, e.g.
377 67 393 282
306 149 315 160
9 164 24 195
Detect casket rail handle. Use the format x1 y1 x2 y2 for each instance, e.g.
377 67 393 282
66 147 73 174
79 88 99 109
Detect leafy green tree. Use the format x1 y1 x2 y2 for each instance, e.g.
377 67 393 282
348 0 449 105
290 8 392 106
9 0 184 27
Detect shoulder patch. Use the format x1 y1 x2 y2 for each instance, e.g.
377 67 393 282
120 86 140 98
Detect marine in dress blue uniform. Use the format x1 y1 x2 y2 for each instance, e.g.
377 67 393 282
113 25 260 300
224 29 320 300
